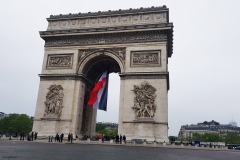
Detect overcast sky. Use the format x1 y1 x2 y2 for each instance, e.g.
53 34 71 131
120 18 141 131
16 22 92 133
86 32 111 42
1 0 239 136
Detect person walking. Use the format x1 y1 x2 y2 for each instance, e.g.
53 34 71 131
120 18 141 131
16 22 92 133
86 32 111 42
68 133 70 142
60 133 64 142
120 134 122 144
34 132 38 140
102 134 104 143
31 132 34 141
70 133 73 143
123 135 126 144
115 134 119 144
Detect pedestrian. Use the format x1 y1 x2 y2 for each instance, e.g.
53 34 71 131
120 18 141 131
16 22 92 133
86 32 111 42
102 134 104 143
120 134 122 144
116 134 119 144
55 133 59 142
56 133 60 142
68 133 70 142
70 133 73 143
60 133 64 142
34 132 38 140
123 135 126 144
31 132 34 141
20 133 22 141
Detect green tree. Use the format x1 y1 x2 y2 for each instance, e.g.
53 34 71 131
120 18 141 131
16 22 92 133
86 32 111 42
169 136 178 143
96 123 118 137
192 132 223 142
225 132 240 144
96 123 106 132
0 114 33 135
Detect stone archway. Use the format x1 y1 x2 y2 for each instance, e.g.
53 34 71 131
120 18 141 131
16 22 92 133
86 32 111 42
32 6 173 142
77 49 123 136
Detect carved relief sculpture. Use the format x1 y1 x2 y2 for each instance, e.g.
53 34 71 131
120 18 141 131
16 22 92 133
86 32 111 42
132 83 157 118
131 50 161 67
47 54 73 69
44 85 64 117
78 48 126 63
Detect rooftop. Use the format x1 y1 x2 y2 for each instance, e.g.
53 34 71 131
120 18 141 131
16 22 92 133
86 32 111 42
48 6 168 20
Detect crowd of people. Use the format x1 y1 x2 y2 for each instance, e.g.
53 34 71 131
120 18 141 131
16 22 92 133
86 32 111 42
10 131 127 144
81 134 127 144
19 131 38 141
115 134 126 144
48 133 74 143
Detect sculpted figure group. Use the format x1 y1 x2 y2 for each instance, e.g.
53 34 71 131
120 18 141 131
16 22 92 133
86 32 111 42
44 85 64 117
132 83 156 118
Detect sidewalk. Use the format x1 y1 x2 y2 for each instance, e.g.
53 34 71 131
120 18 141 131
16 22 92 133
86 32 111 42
0 137 233 151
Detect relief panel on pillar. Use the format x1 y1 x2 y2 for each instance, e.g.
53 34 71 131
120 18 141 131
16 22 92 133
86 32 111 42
131 83 157 121
43 84 64 119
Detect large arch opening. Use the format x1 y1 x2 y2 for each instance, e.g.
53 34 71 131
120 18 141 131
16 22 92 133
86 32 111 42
79 52 122 136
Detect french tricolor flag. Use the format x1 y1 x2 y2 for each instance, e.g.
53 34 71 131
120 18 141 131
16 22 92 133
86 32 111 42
87 71 108 111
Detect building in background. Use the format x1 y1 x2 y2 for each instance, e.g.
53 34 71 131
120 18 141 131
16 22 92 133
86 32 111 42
179 120 240 139
0 112 8 119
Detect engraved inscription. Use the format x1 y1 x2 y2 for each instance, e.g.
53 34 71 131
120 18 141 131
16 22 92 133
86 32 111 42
132 83 157 118
131 50 161 67
47 54 73 69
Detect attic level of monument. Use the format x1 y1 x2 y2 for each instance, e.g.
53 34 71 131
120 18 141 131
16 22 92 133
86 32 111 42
40 6 173 57
47 6 169 20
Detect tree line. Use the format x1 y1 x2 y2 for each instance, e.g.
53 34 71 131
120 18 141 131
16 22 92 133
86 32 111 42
96 123 118 137
0 114 33 136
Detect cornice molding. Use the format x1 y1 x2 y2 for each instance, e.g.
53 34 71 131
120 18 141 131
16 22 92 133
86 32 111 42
48 6 168 20
39 74 95 88
119 72 168 79
120 72 170 90
42 30 173 57
40 23 173 37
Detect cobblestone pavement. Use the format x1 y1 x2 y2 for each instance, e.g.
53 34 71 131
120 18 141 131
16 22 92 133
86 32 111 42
0 140 240 160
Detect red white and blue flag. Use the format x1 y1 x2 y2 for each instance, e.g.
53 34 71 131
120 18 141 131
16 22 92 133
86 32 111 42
87 71 108 111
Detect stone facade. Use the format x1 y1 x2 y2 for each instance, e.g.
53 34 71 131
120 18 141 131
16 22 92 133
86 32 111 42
32 6 173 142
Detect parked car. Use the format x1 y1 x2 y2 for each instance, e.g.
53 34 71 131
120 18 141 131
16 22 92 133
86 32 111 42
235 146 240 150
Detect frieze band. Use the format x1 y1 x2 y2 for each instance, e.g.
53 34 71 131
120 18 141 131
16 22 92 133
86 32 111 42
44 31 167 47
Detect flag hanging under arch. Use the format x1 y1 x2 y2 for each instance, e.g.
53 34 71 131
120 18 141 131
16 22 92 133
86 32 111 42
87 71 108 111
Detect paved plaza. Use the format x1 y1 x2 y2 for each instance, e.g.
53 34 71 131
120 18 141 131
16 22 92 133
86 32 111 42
0 140 240 160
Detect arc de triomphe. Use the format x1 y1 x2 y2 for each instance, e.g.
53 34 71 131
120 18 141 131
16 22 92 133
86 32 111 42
32 6 173 142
